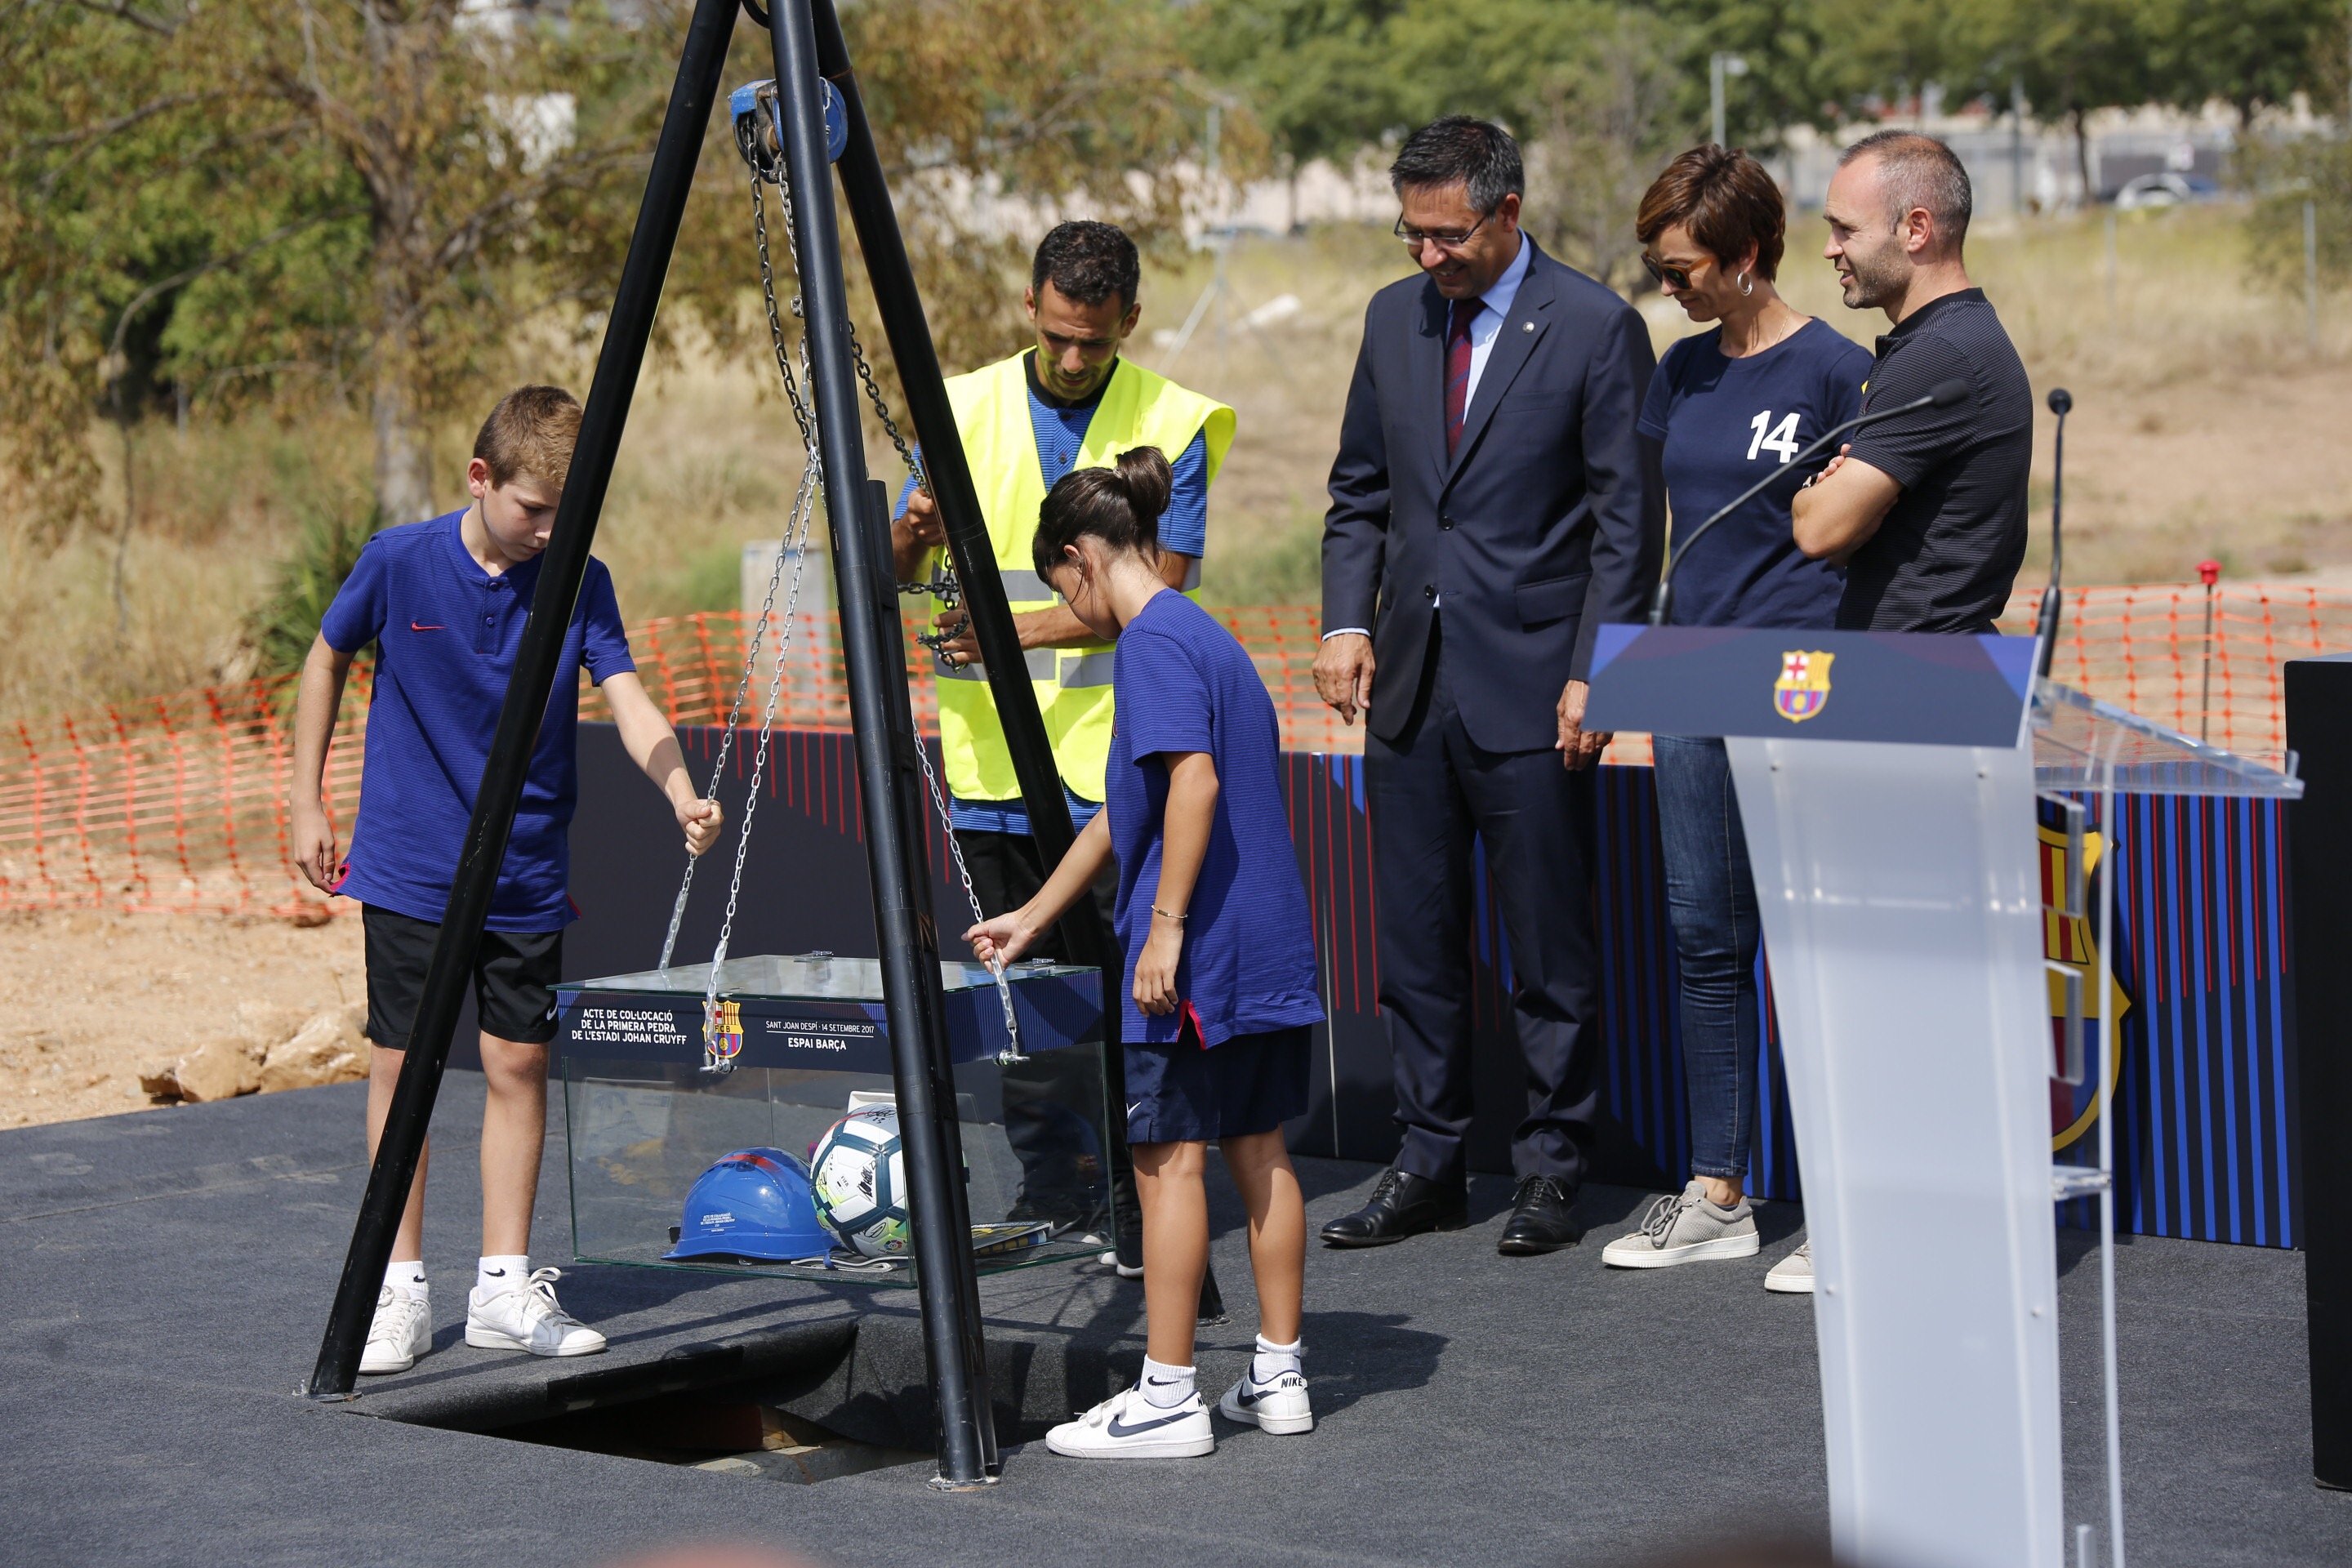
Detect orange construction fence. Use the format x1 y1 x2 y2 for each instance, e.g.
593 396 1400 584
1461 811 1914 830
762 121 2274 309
1 584 2341 916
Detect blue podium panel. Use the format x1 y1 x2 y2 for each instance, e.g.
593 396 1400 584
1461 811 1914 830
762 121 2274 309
553 955 1111 1285
1584 624 2036 746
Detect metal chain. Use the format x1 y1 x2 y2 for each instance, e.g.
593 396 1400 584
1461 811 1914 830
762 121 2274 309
699 453 820 1072
915 712 1027 1065
657 162 822 982
695 166 829 1071
670 112 1023 1068
844 303 964 658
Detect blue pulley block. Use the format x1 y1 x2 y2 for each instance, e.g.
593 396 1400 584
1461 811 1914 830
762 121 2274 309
730 77 847 178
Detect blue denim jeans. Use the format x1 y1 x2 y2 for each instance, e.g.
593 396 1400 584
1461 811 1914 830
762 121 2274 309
1650 735 1761 1181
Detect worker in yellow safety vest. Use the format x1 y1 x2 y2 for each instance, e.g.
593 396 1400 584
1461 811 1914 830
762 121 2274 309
891 220 1234 1250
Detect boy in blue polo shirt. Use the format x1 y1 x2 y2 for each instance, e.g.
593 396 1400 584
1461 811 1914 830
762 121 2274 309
966 448 1325 1459
289 385 723 1375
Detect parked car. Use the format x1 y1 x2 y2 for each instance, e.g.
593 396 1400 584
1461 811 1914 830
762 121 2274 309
2113 173 2221 211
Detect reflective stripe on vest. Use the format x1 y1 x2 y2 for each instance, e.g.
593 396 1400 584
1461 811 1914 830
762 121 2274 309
933 353 1235 804
938 648 1058 682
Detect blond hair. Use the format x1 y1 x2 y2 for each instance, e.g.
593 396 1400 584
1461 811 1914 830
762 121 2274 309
472 384 581 490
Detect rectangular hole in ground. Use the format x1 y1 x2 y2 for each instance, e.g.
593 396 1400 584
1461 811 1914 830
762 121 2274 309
489 1390 930 1484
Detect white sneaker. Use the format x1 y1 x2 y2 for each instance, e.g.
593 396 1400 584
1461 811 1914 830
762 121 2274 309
1045 1385 1214 1459
1765 1239 1815 1294
464 1267 608 1356
1601 1180 1762 1269
359 1286 433 1374
1218 1370 1313 1434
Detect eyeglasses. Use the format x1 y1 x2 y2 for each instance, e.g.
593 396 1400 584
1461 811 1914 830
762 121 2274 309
1394 212 1492 252
1641 253 1696 290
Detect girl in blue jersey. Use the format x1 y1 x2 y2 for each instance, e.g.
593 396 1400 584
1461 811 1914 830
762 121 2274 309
967 447 1325 1459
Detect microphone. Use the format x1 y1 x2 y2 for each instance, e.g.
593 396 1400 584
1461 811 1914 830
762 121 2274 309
2033 388 2073 678
1648 377 1971 625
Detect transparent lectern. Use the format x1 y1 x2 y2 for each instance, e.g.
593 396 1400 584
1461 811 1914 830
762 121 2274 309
1586 626 2301 1568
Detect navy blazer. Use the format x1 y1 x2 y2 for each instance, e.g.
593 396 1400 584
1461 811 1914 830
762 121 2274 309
1321 240 1664 752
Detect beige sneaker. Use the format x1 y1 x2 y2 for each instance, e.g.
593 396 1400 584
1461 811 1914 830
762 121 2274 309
1601 1180 1761 1268
1765 1238 1815 1294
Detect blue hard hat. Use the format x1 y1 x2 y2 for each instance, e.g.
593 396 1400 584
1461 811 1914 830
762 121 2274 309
665 1147 833 1262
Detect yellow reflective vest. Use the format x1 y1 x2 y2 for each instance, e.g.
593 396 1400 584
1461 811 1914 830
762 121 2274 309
934 352 1235 804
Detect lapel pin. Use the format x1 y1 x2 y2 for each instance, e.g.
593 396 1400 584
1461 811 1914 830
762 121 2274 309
1522 321 1535 332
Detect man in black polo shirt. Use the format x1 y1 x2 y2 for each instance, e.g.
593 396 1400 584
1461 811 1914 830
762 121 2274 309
1771 131 2034 1296
1793 130 2032 632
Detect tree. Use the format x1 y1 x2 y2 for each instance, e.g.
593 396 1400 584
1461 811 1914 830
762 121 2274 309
1183 0 1410 192
1650 0 1880 149
1980 0 2157 198
1374 0 1692 293
1 1 692 539
2146 0 2343 129
1 0 1211 552
831 0 1209 381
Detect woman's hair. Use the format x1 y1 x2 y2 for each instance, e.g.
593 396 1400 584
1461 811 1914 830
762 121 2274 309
1635 145 1788 282
1031 446 1173 578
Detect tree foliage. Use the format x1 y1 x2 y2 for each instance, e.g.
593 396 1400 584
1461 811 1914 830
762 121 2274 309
1 0 692 540
0 0 1207 546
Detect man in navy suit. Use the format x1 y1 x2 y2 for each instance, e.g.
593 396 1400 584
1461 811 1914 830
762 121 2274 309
1315 118 1663 1254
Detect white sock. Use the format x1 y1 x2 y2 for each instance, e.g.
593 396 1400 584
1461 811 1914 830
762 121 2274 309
1251 1335 1302 1383
384 1261 428 1301
476 1254 530 1297
1139 1355 1196 1410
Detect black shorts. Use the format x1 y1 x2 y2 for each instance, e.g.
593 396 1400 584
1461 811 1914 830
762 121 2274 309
362 906 564 1049
1123 1022 1312 1146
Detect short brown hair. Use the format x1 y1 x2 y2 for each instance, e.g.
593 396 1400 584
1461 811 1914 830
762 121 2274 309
1838 130 1971 252
1636 145 1788 281
473 384 581 491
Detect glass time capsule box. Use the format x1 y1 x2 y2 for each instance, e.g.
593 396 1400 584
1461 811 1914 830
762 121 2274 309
554 952 1116 1286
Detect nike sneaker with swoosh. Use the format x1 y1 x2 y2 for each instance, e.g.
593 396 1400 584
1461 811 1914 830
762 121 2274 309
1218 1369 1313 1434
1045 1385 1214 1459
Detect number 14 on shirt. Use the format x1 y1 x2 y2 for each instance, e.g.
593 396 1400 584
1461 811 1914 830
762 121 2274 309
1746 410 1801 464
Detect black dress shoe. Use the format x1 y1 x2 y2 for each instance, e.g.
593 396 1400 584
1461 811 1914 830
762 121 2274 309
1497 1174 1582 1254
1320 1166 1469 1248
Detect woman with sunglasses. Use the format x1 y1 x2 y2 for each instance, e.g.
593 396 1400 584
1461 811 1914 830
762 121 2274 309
1600 145 1869 1292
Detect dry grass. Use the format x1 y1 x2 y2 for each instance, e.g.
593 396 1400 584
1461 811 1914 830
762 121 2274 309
5 200 2347 731
1157 200 2352 598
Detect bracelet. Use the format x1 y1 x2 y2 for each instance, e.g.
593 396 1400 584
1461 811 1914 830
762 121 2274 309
1151 906 1187 923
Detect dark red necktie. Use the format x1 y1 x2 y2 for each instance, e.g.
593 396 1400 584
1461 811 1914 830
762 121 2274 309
1445 296 1483 458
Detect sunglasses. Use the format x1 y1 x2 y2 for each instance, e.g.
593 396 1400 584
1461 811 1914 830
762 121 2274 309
1641 253 1698 290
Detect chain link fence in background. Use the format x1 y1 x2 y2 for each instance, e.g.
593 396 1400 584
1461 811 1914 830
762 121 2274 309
2 584 2340 916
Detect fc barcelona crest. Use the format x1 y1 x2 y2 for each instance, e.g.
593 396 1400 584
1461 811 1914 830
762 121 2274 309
2040 819 2134 1151
703 998 744 1072
1773 650 1834 723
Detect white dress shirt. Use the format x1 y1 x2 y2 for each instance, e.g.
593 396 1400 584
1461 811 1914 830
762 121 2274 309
1457 230 1530 412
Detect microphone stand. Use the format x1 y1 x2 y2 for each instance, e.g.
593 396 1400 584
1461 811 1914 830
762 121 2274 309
1647 378 1971 626
2034 388 2073 679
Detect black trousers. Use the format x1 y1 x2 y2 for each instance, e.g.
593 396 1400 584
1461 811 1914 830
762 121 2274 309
956 828 1125 1208
1365 619 1601 1187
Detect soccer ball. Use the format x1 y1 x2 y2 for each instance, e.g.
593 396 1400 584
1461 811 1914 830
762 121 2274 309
808 1107 911 1258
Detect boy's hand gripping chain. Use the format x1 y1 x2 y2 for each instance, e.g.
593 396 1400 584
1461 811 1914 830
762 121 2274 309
666 85 1025 1071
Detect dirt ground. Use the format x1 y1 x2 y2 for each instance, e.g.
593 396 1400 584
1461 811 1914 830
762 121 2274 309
0 905 364 1131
